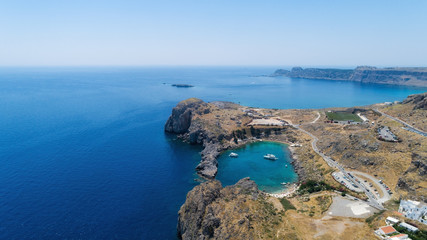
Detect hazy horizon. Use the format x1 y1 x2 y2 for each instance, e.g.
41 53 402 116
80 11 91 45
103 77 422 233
1 0 427 66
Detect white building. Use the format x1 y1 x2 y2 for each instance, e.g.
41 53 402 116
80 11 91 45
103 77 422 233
399 222 418 232
398 200 427 225
385 216 399 225
388 233 410 240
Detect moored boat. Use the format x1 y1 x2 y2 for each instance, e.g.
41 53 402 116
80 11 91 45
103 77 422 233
229 152 239 158
263 154 278 160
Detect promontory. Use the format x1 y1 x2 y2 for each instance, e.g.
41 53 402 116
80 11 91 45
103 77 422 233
165 92 427 240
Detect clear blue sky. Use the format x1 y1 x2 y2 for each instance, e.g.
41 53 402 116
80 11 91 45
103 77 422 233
1 0 426 66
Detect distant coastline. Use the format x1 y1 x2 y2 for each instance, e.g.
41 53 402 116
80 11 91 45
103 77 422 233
272 66 427 87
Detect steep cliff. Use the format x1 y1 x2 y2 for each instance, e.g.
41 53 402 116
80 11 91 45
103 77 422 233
165 98 209 134
273 66 427 87
177 178 269 240
165 99 240 179
402 92 427 110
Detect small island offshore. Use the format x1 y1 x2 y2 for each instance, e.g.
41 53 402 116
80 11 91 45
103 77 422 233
166 92 427 239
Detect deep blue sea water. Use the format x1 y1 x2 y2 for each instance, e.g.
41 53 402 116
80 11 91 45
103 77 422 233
0 67 425 239
216 141 298 193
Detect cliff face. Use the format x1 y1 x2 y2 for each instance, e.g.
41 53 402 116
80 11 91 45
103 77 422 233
274 67 353 81
177 178 263 240
402 92 427 110
273 66 427 87
165 98 208 134
165 98 235 179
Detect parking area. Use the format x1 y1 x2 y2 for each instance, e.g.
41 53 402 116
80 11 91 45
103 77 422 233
332 172 364 193
351 171 391 204
378 126 398 142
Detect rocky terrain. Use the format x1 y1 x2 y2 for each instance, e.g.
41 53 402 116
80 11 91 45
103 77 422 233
165 98 325 180
177 178 262 239
167 92 427 239
402 92 427 110
165 98 245 178
177 178 375 240
272 66 427 87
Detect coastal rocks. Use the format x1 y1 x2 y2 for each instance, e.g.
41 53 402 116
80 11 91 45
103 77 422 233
288 147 307 181
165 98 207 134
196 143 221 179
177 180 222 239
402 92 427 110
177 178 261 240
165 98 230 179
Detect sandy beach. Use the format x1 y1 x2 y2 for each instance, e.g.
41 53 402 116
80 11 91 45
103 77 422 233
266 183 299 198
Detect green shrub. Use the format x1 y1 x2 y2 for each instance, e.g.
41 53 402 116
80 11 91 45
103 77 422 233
298 180 334 194
394 224 427 240
279 198 296 211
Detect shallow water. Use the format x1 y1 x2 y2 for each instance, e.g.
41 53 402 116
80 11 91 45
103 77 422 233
0 66 425 239
216 141 298 193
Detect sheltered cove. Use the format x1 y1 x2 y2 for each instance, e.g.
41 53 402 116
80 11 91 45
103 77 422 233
166 93 427 239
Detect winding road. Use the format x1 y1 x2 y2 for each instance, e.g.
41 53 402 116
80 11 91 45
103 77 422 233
293 121 385 210
374 108 427 137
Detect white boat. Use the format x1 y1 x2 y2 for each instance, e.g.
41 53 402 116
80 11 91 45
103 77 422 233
263 154 278 160
229 152 238 158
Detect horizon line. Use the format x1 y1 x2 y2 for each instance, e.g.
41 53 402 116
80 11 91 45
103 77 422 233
0 64 426 69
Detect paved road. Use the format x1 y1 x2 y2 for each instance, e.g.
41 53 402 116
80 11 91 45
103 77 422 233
294 124 385 210
350 171 391 204
375 108 427 137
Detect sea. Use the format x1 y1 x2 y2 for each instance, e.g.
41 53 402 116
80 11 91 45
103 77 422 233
0 66 425 239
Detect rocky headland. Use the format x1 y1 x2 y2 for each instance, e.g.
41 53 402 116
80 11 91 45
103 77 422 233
177 178 262 239
164 98 316 180
166 92 427 239
165 98 233 179
272 66 427 87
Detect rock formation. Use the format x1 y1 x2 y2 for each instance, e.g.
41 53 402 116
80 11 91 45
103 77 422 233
402 92 427 110
177 178 262 240
397 153 427 203
165 98 208 134
165 98 232 179
272 66 427 87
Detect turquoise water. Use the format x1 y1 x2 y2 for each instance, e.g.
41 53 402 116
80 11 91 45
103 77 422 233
0 66 425 239
216 141 298 193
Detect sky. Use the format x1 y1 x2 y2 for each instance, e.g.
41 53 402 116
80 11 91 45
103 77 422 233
1 0 427 67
